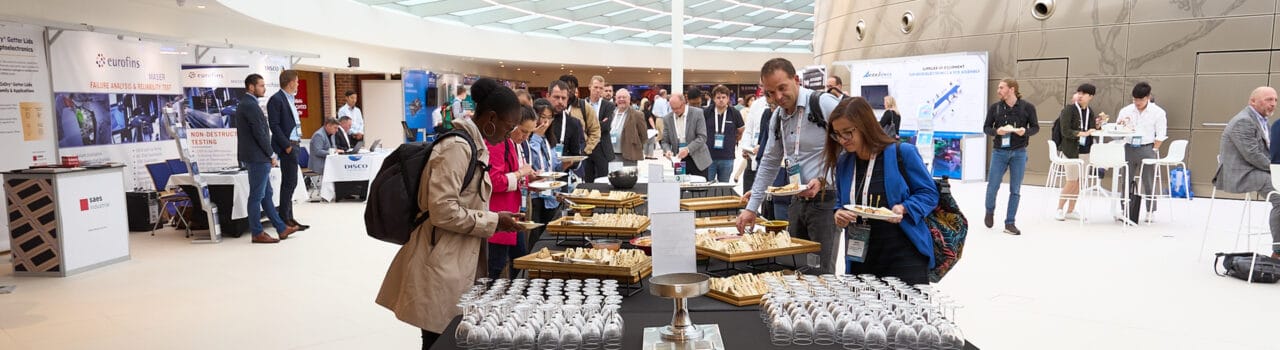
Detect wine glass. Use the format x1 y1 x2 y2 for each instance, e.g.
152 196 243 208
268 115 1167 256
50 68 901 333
791 311 814 345
769 314 794 347
581 317 603 350
560 323 583 350
466 323 491 350
918 322 942 350
865 321 888 350
514 322 537 350
840 320 866 350
602 318 624 350
455 318 476 348
537 321 560 350
814 311 837 345
892 321 917 350
491 323 515 349
938 321 966 350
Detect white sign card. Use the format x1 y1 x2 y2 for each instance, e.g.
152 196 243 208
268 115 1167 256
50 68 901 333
648 182 680 214
650 211 697 276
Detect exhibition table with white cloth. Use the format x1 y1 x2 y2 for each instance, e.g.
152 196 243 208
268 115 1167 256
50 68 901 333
168 168 306 236
320 151 390 201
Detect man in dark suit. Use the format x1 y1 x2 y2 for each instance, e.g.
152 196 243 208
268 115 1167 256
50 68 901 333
267 70 308 231
582 75 615 181
236 74 298 244
660 93 710 178
546 80 586 169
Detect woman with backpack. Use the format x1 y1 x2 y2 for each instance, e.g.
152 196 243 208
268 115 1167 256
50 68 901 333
376 78 525 349
825 97 939 285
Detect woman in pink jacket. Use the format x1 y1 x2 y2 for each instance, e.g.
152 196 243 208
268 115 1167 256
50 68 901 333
486 106 537 279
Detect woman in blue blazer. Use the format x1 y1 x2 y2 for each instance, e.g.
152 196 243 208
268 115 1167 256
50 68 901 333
825 97 939 284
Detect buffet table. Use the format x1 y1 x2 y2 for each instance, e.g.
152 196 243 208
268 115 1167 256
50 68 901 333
430 277 980 350
575 182 739 215
321 151 389 201
3 165 130 276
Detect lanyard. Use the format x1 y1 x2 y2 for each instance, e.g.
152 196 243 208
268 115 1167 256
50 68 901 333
716 110 728 134
559 111 568 144
542 137 554 169
850 155 878 206
1076 103 1088 131
792 106 803 157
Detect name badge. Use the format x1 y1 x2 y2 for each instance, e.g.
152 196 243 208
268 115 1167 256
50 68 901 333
1001 135 1011 148
1130 136 1143 146
713 134 725 149
611 133 620 145
1078 135 1087 147
554 144 565 155
787 162 802 186
845 225 871 263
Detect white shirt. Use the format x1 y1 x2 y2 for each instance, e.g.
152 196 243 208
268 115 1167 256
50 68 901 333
653 96 672 119
674 108 687 143
1116 102 1168 144
338 104 364 134
611 110 626 153
591 98 603 117
740 98 766 170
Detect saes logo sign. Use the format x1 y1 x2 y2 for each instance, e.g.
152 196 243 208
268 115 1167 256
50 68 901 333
79 196 108 211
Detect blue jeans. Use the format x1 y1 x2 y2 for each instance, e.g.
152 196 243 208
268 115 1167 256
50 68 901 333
985 148 1027 225
247 162 287 235
705 159 735 182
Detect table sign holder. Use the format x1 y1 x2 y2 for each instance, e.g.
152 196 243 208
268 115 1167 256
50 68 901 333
644 273 725 350
163 99 221 243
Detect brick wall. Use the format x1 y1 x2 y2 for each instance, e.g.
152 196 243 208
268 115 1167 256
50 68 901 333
334 74 387 113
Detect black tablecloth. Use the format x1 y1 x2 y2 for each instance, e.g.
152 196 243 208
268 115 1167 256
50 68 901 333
430 283 979 350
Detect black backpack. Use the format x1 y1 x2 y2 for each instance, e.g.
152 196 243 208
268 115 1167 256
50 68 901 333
1214 252 1280 283
364 130 484 245
1050 117 1063 148
773 91 829 141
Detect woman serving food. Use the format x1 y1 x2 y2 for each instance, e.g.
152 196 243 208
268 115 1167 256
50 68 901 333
823 97 939 284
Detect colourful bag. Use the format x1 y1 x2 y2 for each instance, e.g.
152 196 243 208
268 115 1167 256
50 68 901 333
894 144 969 282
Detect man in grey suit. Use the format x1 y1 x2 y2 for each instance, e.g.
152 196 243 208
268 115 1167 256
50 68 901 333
660 93 710 177
1215 86 1279 258
308 118 345 176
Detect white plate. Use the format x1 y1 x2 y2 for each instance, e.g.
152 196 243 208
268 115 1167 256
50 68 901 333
516 221 544 231
529 180 567 190
563 220 595 226
842 204 902 221
767 184 808 197
537 171 568 179
561 155 588 162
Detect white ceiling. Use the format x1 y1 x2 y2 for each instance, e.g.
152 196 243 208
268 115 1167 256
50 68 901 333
350 0 814 52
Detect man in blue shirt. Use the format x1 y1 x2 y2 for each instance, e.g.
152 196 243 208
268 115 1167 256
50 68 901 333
737 58 842 274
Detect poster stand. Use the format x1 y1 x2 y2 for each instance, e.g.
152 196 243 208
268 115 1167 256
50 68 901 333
163 98 221 243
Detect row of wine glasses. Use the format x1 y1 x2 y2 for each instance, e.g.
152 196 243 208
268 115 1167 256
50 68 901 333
455 278 626 350
759 274 966 350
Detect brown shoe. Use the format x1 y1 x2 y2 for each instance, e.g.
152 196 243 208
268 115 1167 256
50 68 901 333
252 233 280 244
1272 252 1280 260
278 225 300 240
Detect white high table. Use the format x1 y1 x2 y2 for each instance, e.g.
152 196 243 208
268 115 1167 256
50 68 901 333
320 151 390 201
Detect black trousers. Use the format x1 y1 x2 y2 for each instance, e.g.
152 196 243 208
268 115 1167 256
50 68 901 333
277 145 299 222
844 225 930 285
528 197 560 250
583 155 611 182
421 329 440 350
682 156 707 178
742 159 757 190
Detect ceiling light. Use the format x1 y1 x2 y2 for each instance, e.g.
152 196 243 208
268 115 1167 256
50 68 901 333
196 5 206 9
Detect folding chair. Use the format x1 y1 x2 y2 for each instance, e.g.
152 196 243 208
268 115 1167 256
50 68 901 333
145 163 192 237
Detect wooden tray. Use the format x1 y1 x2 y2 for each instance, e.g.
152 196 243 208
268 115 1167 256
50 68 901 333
513 251 651 276
524 265 651 284
546 216 650 236
695 216 766 228
564 192 645 208
706 289 764 306
681 196 746 211
696 238 821 263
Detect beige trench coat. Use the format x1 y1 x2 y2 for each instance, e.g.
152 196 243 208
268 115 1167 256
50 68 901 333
376 118 498 333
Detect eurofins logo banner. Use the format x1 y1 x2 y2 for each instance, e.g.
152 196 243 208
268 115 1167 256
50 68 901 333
49 31 182 95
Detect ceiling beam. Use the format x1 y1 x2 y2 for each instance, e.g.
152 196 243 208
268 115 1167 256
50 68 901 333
407 0 485 17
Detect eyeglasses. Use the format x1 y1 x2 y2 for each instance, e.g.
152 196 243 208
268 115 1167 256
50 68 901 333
830 129 856 142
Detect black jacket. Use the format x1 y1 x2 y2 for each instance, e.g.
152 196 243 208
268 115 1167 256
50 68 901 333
547 111 586 157
266 90 296 155
589 99 616 162
235 94 273 163
983 99 1039 150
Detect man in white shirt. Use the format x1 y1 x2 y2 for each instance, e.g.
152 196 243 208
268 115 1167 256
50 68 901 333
652 89 672 118
337 90 364 142
1116 82 1167 224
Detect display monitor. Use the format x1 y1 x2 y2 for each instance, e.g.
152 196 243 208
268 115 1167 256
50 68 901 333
861 85 890 109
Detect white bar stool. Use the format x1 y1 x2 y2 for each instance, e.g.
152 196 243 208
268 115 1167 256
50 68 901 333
1046 140 1084 215
1083 143 1130 228
1136 140 1189 228
1197 161 1273 269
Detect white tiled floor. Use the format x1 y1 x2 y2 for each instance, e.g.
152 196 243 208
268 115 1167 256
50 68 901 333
0 182 1276 349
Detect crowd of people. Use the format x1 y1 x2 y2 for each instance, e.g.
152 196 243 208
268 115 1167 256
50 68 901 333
227 58 1280 349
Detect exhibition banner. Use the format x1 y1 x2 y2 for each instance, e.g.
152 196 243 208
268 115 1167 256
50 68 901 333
50 30 183 190
180 64 251 170
838 52 989 134
402 69 432 136
0 22 57 252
